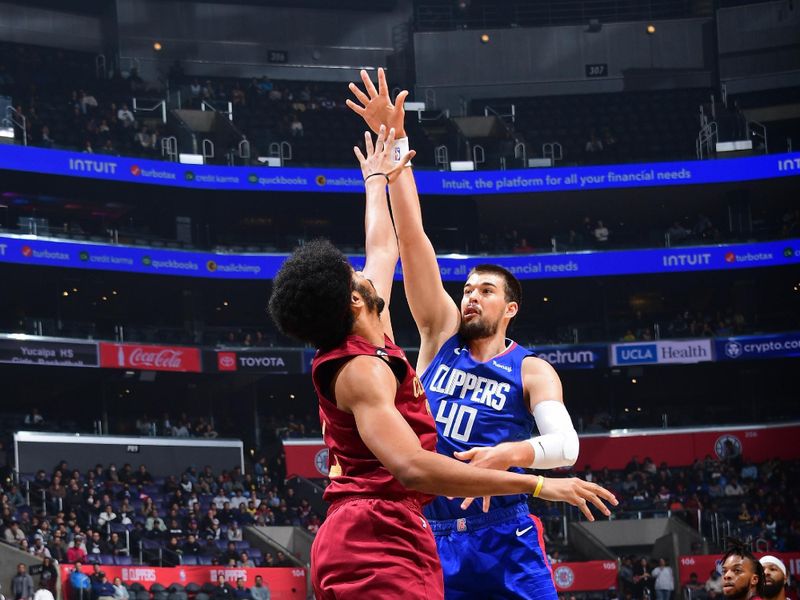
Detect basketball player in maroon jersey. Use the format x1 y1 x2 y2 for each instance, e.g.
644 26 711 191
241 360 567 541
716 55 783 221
269 126 617 600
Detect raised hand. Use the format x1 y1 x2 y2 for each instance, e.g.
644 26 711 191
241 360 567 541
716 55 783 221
353 125 415 183
535 477 618 522
347 67 408 138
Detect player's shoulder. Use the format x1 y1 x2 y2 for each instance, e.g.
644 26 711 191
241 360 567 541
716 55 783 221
521 354 558 376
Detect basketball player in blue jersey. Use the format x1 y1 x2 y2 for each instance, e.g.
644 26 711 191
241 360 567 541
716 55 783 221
347 68 610 599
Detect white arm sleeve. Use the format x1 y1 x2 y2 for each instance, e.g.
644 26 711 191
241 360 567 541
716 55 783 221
527 400 579 469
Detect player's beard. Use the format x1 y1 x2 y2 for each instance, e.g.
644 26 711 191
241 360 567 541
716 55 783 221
458 312 503 341
722 583 751 600
355 282 385 316
762 579 785 598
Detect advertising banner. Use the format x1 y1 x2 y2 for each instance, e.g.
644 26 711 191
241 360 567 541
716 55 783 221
678 552 800 585
716 331 800 362
285 422 800 477
551 561 619 592
0 336 98 367
1 233 798 281
99 342 202 373
59 564 306 600
531 344 607 370
206 349 303 374
611 339 713 366
1 145 798 194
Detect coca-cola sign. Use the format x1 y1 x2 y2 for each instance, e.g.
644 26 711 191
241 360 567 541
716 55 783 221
99 343 202 373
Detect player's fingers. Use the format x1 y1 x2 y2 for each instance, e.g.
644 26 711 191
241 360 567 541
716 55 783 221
593 484 619 506
482 496 491 513
377 67 388 97
345 100 366 118
383 127 396 151
360 69 378 99
347 86 370 108
364 130 374 156
374 125 386 154
394 89 409 111
586 493 611 517
386 151 414 182
460 497 475 510
576 497 594 521
353 146 366 165
453 448 477 461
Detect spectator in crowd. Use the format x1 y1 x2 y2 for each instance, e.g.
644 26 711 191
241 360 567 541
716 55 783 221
226 522 242 542
108 532 127 556
233 579 252 600
39 558 58 594
250 576 270 600
585 130 604 153
652 558 675 600
237 552 255 568
67 537 87 563
634 557 653 599
117 104 135 128
289 114 303 137
97 505 117 527
68 563 91 600
684 572 704 597
92 573 116 600
213 575 234 600
4 521 25 544
594 220 610 244
12 563 35 600
112 578 129 600
24 408 44 425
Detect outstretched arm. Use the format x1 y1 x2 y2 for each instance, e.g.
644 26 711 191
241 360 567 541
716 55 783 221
348 68 460 373
453 357 581 511
335 355 616 519
354 125 414 342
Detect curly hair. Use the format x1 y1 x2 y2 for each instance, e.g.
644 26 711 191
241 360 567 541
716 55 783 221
268 239 355 350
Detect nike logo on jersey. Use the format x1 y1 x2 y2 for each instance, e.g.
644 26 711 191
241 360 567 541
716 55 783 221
515 526 533 537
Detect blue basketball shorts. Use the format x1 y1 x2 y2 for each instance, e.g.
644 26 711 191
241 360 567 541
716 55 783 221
428 503 557 600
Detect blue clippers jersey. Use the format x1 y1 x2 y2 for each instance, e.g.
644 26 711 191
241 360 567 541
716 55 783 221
421 334 535 521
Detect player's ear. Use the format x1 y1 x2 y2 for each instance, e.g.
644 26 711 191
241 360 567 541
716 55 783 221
505 301 519 320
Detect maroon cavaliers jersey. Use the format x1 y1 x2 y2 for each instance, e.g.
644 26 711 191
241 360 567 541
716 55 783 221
311 334 438 506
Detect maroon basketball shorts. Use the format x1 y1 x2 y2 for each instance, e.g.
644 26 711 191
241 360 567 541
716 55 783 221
311 496 444 599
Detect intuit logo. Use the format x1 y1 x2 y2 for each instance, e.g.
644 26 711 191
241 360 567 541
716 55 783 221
662 253 711 268
68 158 118 174
778 157 800 171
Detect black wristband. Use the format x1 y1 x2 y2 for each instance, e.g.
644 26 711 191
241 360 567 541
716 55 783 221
364 172 390 185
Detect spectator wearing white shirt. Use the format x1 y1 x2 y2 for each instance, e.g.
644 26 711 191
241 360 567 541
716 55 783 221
226 522 243 542
98 505 117 527
117 103 135 128
725 478 745 496
652 558 674 600
594 220 609 243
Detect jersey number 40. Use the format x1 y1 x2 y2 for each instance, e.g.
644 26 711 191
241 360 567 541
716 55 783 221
435 400 477 442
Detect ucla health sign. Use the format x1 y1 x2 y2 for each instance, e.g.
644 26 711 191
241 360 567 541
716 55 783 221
0 145 798 195
1 234 798 281
611 339 714 366
716 332 800 362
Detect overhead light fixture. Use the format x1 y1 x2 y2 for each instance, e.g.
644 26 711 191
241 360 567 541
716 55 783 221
480 33 490 43
646 24 656 34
